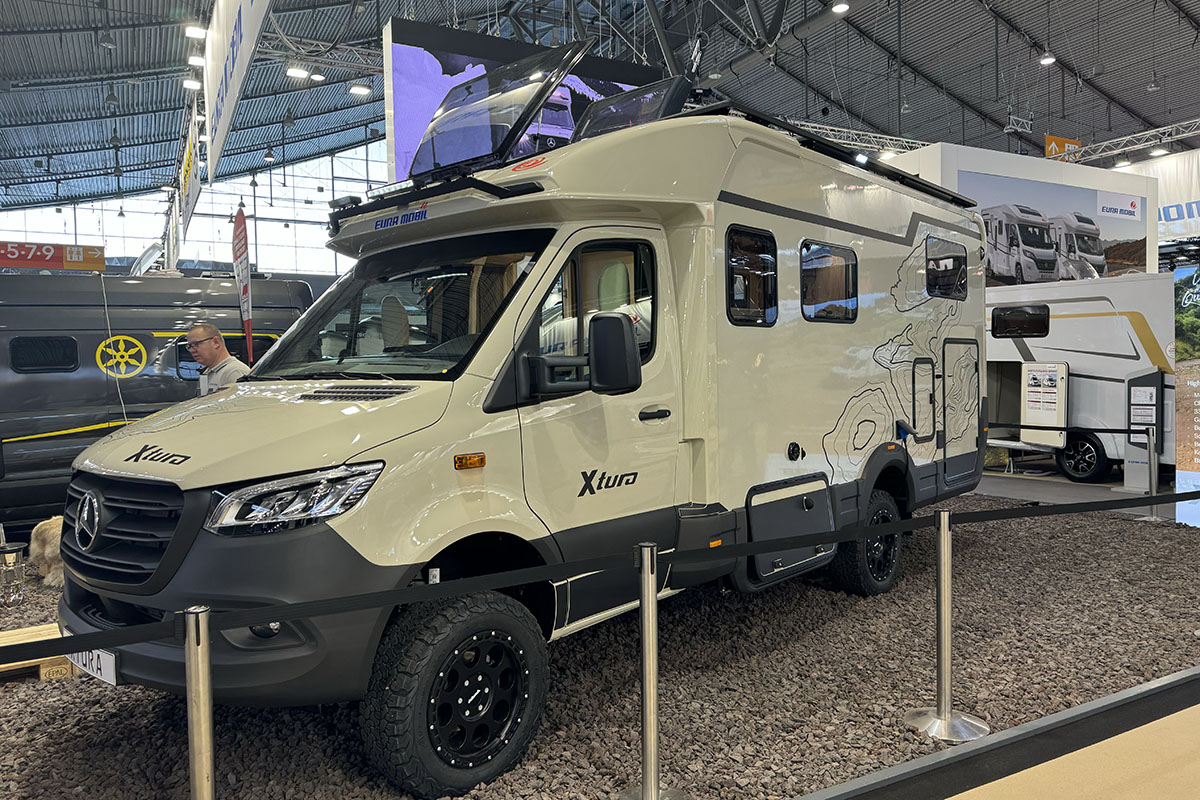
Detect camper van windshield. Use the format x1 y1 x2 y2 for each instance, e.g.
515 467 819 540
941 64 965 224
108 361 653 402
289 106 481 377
1076 234 1104 256
1018 224 1052 249
252 229 554 381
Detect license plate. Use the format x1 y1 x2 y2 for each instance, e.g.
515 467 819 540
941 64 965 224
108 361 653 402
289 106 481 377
62 629 120 685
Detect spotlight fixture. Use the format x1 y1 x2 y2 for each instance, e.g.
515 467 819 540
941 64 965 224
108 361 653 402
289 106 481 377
854 152 869 165
900 99 912 114
283 109 297 128
117 207 125 218
104 87 119 108
113 166 123 177
285 65 310 79
310 71 326 82
1150 146 1168 157
183 77 202 91
249 175 259 187
98 28 116 50
1147 72 1161 92
109 131 121 147
348 80 371 96
283 221 290 228
1039 50 1055 66
264 148 276 163
1113 159 1131 168
185 26 207 40
707 72 722 80
237 196 246 209
831 2 850 13
188 55 205 67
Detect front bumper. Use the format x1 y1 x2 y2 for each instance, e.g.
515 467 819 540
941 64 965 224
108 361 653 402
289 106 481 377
59 519 416 706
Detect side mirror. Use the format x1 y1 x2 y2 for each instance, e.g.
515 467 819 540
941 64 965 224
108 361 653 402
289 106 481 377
588 312 642 395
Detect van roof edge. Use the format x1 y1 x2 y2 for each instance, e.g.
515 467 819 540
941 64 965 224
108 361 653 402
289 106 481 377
326 177 544 236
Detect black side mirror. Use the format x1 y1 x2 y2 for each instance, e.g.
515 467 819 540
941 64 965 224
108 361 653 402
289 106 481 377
588 312 642 395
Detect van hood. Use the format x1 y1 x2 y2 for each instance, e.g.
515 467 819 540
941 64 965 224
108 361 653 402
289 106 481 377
74 380 453 490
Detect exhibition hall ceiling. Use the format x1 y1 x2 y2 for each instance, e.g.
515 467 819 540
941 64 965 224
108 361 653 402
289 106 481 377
1 0 1198 208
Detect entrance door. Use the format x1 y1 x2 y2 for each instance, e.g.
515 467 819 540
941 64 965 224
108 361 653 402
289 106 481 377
942 339 980 486
517 228 682 626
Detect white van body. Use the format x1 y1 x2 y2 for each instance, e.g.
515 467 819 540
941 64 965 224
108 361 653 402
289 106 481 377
981 203 1058 283
1050 212 1106 278
986 271 1174 480
58 47 986 799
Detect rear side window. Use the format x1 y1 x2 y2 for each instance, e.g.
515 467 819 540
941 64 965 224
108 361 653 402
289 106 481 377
801 241 857 323
10 336 79 373
727 227 777 326
925 236 968 300
992 305 1050 338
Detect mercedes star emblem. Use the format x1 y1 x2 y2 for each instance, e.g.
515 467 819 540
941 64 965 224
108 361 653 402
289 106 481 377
75 491 101 552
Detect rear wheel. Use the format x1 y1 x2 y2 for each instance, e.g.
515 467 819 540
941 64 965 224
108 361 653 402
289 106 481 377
1056 434 1111 482
829 490 903 596
361 591 548 799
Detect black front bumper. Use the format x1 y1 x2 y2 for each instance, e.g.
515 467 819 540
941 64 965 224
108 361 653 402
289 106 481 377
59 518 416 706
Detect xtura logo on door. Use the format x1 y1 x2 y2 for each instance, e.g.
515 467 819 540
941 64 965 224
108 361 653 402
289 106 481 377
578 469 639 497
124 444 191 465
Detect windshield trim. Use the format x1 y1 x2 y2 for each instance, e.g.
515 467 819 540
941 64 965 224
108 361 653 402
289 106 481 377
251 228 557 382
1018 223 1052 249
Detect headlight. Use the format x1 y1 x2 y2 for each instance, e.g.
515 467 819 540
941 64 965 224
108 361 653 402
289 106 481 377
207 462 383 535
1023 249 1035 259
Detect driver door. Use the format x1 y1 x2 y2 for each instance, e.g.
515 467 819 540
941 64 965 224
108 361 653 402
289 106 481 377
516 227 682 626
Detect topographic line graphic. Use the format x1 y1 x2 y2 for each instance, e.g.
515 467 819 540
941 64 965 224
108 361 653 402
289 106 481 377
821 386 895 477
943 345 980 447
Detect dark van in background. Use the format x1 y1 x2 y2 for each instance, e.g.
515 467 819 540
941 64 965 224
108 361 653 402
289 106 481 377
0 274 314 536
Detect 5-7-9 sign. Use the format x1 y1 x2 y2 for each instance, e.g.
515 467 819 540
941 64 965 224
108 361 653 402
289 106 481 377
0 240 105 270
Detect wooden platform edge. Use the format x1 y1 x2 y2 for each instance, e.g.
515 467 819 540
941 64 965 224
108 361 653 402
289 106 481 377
0 622 81 681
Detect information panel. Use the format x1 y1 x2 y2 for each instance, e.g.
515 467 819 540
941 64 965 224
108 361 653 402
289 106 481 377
0 241 105 271
1020 362 1068 448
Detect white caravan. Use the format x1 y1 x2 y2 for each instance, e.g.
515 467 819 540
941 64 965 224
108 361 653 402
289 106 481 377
58 43 986 799
1050 211 1106 278
986 271 1174 481
981 203 1058 283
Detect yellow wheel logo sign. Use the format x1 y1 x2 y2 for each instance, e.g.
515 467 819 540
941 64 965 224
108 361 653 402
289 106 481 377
96 335 147 378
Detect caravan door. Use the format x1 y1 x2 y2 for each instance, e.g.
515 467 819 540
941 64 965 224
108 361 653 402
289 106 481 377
517 227 682 627
942 339 980 486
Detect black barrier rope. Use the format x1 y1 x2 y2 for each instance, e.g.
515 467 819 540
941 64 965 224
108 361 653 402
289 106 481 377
2 488 1196 668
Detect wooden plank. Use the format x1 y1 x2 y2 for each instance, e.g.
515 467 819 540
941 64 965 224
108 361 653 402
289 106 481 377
0 623 79 679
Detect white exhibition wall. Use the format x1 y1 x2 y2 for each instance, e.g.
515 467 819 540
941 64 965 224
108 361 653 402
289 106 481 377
1117 149 1200 241
891 143 1159 274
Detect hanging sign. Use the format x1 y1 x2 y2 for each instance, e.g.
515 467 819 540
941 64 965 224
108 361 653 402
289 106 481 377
1045 134 1082 162
180 98 203 235
232 208 254 362
0 241 104 271
204 0 275 178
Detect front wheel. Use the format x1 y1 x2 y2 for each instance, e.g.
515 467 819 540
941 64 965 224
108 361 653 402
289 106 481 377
829 490 903 596
1056 434 1111 482
1014 261 1027 284
361 591 548 799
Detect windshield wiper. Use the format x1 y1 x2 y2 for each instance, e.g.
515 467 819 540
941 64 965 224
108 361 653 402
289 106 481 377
237 374 281 382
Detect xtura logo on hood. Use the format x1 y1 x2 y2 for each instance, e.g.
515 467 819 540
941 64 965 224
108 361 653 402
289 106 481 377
124 444 192 465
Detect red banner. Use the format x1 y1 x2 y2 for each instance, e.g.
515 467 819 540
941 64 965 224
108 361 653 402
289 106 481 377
232 210 253 362
0 241 105 271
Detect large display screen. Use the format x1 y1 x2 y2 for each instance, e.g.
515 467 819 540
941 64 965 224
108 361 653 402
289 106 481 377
384 19 661 182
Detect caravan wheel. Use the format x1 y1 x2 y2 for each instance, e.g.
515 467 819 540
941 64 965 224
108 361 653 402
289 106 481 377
829 490 902 596
1056 434 1111 483
361 591 548 799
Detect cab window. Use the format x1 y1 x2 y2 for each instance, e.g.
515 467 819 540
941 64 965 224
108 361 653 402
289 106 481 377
536 241 655 383
176 335 278 380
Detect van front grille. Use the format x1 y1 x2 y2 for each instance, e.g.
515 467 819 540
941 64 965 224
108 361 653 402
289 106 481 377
62 474 183 587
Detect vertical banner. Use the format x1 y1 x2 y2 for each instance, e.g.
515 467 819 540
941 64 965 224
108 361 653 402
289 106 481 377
204 0 274 178
1122 149 1200 240
1175 267 1200 524
163 196 181 272
179 99 202 235
232 209 253 362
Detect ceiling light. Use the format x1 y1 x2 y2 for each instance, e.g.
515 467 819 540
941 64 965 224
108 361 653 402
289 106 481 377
854 152 869 164
283 221 290 228
237 196 245 209
310 71 326 82
264 148 276 163
98 29 116 50
199 133 209 142
183 77 202 90
831 2 850 13
1147 75 1161 92
249 175 259 187
348 80 371 95
113 166 123 177
879 151 897 160
185 26 207 40
117 207 125 218
353 0 366 13
286 66 310 79
104 87 119 108
283 110 297 128
1113 159 1131 168
195 111 206 122
900 99 911 114
707 72 722 80
1150 146 1168 157
1039 50 1055 66
109 132 121 147
188 55 205 67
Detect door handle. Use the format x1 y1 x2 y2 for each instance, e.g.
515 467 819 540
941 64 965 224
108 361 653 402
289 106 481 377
638 408 671 421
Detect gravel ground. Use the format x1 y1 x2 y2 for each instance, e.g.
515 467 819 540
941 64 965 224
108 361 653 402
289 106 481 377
1 562 62 631
2 493 1199 800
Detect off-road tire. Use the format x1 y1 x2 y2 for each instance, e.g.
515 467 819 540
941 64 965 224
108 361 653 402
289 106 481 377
361 591 548 799
829 490 902 596
1056 433 1111 483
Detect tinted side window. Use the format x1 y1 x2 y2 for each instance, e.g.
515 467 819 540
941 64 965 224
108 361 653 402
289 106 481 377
925 236 968 300
727 227 777 326
992 305 1050 338
801 241 857 323
10 336 79 373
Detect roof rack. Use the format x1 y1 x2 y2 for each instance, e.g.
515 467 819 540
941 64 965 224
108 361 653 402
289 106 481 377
674 100 977 210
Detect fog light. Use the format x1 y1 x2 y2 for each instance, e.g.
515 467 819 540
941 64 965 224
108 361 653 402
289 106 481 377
249 622 282 638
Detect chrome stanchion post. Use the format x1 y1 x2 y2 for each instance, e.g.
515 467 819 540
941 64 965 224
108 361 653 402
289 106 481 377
183 606 215 800
1148 427 1160 520
620 544 690 800
904 510 990 744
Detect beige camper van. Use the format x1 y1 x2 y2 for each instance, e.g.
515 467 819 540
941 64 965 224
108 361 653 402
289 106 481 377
59 43 986 798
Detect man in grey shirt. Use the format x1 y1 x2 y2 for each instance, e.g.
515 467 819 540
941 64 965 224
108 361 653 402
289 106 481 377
186 323 251 395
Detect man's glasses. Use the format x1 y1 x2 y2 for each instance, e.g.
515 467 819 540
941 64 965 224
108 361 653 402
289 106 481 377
185 336 217 350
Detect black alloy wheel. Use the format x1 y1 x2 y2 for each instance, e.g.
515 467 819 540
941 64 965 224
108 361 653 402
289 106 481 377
828 489 903 596
864 506 899 583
